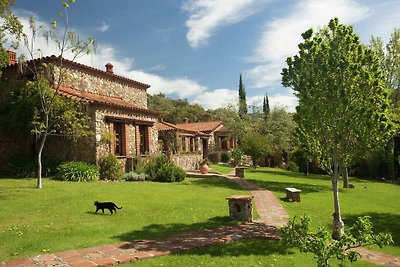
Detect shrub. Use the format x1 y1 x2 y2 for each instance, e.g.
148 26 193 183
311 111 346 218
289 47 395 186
143 154 186 182
98 154 124 181
229 148 244 166
8 154 59 178
207 152 220 163
220 152 230 163
54 161 99 182
286 161 299 173
123 171 147 181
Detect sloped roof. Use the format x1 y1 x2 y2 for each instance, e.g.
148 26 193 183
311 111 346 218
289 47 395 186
58 86 158 116
6 55 150 90
175 120 224 133
156 121 177 131
157 121 210 136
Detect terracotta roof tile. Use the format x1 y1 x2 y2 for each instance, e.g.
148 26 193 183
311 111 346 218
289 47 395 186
58 86 158 116
175 120 224 133
7 55 150 90
156 121 177 131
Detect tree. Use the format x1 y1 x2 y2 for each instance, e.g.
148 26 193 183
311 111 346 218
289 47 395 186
282 18 393 239
282 215 393 267
261 107 296 167
0 0 22 75
148 93 212 123
238 74 247 119
18 0 94 188
370 29 400 179
241 132 272 167
262 93 270 121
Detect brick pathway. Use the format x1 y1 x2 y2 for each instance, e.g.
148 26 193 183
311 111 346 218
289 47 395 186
1 223 280 267
2 169 399 266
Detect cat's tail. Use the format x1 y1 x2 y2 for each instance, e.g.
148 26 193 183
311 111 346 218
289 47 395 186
115 205 122 209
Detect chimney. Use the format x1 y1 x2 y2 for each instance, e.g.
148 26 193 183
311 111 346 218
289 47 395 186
105 63 114 74
7 50 17 65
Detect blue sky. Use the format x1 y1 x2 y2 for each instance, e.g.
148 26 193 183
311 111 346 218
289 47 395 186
11 0 400 112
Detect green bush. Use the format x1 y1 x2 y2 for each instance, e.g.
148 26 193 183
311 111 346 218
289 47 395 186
8 154 59 178
123 171 147 181
207 152 220 163
98 154 124 181
220 152 230 163
54 161 99 182
229 148 244 166
286 161 299 173
143 154 186 182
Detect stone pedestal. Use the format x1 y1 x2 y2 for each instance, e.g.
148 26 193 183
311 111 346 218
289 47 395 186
234 166 245 178
226 195 253 222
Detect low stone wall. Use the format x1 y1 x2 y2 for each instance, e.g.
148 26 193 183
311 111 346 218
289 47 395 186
170 154 202 171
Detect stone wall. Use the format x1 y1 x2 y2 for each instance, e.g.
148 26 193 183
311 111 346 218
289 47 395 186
170 154 202 171
60 66 148 109
94 105 158 163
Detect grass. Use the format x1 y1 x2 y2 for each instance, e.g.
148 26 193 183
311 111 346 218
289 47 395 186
124 239 376 267
0 177 249 261
1 167 399 266
243 167 400 256
209 164 232 175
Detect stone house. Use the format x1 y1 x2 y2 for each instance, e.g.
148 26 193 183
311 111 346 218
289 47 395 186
0 51 158 171
157 120 236 170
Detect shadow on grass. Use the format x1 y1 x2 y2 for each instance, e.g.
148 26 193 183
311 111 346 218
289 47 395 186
246 179 331 195
344 212 400 250
246 167 331 181
183 238 290 257
114 216 238 241
188 177 244 191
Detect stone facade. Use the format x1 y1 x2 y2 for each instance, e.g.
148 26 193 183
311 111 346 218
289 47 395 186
0 55 158 172
170 154 202 171
60 66 148 109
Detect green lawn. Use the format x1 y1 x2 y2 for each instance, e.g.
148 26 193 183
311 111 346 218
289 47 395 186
243 167 400 256
126 239 376 267
209 164 232 175
1 167 398 266
0 177 248 261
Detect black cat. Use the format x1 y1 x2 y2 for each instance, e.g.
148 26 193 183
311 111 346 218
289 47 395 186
94 201 122 214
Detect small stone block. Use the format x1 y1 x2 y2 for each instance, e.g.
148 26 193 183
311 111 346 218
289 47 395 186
113 254 136 264
3 258 36 266
69 259 97 267
91 257 117 266
134 252 153 260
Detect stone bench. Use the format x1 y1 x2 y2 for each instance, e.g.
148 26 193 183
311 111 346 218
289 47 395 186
285 187 301 202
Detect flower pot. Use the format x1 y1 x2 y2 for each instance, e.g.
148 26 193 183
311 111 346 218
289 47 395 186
199 164 210 174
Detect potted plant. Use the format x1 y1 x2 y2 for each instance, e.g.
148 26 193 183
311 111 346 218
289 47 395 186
199 158 210 174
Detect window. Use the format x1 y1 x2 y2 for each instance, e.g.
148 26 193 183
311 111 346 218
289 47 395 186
139 125 149 154
190 137 195 152
181 136 187 151
221 138 228 150
112 122 126 156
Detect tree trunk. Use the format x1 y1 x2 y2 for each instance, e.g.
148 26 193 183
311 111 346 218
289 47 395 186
342 166 349 188
36 133 47 189
332 152 344 240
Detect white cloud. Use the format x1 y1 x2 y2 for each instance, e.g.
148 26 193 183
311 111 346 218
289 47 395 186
97 21 109 32
182 0 271 48
192 88 237 109
245 0 372 112
13 11 206 100
247 0 370 88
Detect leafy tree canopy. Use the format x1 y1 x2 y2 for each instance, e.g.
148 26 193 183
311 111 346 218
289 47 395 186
282 17 394 239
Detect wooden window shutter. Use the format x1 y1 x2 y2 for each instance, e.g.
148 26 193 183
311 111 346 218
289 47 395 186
121 124 127 156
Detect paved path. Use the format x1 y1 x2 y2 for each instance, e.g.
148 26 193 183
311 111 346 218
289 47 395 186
2 169 399 266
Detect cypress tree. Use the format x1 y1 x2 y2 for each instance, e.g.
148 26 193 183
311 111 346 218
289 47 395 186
263 93 270 120
238 74 247 119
